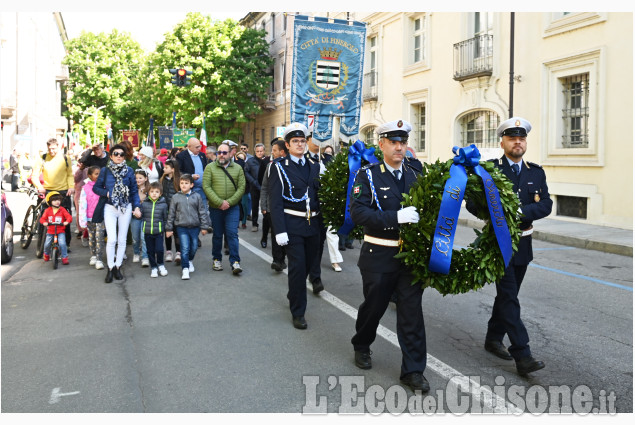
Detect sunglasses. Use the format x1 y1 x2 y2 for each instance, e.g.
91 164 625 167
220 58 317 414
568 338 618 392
217 151 229 155
111 151 125 157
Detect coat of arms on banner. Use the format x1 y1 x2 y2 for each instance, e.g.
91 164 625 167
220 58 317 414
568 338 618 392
308 48 349 108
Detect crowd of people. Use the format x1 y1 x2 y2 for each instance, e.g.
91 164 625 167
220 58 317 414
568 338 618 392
18 135 344 282
14 115 551 392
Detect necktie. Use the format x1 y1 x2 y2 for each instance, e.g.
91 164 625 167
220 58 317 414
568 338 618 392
393 169 401 180
299 158 304 167
511 163 520 176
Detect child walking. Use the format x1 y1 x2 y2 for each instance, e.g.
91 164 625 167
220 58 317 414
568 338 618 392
141 182 169 277
40 191 72 265
166 174 211 280
78 165 105 269
160 159 181 263
131 169 150 267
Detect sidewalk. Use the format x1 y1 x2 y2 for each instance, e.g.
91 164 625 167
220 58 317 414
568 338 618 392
458 206 633 257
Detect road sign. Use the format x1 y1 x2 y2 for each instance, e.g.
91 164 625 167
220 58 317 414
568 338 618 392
276 127 286 138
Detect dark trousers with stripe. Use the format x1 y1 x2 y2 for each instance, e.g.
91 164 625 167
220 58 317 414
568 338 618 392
486 263 531 360
286 233 319 318
144 233 165 269
352 269 427 379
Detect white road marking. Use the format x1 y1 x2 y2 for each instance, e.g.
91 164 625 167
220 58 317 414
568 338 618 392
239 237 522 413
49 387 80 404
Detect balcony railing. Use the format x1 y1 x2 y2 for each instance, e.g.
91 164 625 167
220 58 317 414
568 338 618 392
362 71 378 101
453 34 493 81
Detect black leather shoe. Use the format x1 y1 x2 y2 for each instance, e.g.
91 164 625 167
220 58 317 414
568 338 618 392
484 340 513 360
105 268 113 283
400 373 430 393
312 278 324 294
282 262 287 270
271 261 283 272
113 266 123 280
224 248 229 255
292 316 307 329
338 244 346 251
345 242 353 249
260 240 267 248
354 351 372 369
516 356 545 375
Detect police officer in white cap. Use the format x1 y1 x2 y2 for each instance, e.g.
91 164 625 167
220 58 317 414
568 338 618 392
468 116 552 376
349 119 429 393
268 122 324 329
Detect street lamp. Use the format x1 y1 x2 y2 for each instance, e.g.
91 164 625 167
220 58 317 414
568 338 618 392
81 105 106 146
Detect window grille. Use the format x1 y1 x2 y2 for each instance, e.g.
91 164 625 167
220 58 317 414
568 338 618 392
557 195 587 219
561 73 589 148
416 104 426 151
363 127 377 145
460 111 500 148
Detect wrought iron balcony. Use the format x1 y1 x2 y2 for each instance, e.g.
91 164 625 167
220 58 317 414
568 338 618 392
362 71 378 101
453 34 494 81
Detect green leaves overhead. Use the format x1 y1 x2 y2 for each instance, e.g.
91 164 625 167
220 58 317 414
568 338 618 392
63 13 273 143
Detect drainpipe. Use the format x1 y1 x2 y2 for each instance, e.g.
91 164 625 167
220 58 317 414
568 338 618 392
508 12 515 118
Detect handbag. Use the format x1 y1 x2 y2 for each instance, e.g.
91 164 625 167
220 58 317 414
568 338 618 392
91 196 107 224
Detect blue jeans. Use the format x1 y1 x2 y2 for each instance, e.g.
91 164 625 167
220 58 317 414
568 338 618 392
240 194 250 225
44 232 68 258
176 226 200 269
210 205 240 264
130 217 148 259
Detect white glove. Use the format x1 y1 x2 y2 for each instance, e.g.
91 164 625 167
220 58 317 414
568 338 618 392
397 206 420 224
276 232 289 246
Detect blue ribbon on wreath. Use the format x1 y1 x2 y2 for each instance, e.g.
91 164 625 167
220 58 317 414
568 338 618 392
429 144 513 274
339 140 379 236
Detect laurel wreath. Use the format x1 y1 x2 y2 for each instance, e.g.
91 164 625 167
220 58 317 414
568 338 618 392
395 159 522 295
319 141 383 240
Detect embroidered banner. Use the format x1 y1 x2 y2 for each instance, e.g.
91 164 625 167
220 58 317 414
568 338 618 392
122 130 139 148
290 16 366 141
158 126 174 150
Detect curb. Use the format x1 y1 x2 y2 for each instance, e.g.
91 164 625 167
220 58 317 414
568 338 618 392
458 218 633 257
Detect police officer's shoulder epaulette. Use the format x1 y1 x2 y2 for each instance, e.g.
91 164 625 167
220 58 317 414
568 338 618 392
307 157 316 165
526 161 542 169
403 161 419 172
360 162 379 170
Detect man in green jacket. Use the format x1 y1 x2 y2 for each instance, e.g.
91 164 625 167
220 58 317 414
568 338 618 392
202 141 246 275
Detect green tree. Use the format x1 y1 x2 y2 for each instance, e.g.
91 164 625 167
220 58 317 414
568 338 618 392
62 30 145 141
134 13 273 144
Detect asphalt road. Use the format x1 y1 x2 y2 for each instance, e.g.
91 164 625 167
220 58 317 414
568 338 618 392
1 191 632 414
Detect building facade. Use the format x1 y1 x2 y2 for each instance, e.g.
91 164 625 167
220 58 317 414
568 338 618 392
0 12 69 159
240 12 633 229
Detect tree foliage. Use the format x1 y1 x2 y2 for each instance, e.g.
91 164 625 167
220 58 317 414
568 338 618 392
62 13 273 145
62 30 145 138
131 13 273 143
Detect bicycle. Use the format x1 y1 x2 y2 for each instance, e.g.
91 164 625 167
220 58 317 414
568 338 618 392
47 222 62 269
19 185 47 258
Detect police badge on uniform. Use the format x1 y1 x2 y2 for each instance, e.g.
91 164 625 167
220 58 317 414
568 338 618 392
534 193 540 203
353 184 362 198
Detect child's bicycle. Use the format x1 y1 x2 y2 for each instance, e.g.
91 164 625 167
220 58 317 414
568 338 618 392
49 223 61 270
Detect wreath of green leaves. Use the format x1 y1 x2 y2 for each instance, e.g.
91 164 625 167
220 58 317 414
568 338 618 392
395 159 522 295
319 141 383 240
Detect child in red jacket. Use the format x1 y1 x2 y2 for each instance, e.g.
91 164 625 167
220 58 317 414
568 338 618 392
40 191 72 264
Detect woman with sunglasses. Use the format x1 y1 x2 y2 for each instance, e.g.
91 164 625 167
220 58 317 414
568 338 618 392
93 144 142 283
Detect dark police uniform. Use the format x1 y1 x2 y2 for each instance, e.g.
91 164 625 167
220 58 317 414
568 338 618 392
269 143 322 325
350 159 427 381
485 155 552 358
304 149 332 286
468 116 552 375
